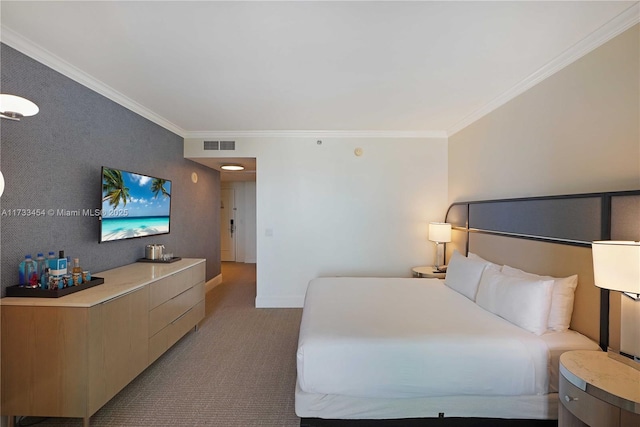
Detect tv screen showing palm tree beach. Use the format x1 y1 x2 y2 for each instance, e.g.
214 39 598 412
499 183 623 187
100 167 172 242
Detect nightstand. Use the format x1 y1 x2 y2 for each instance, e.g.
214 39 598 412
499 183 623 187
411 266 446 279
559 350 640 427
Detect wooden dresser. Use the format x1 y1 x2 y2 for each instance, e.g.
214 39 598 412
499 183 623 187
1 258 206 427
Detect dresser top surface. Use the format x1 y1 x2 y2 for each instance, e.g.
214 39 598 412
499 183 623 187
1 258 205 307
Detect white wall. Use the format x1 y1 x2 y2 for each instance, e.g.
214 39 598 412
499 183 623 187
449 24 640 203
186 137 448 307
241 181 257 263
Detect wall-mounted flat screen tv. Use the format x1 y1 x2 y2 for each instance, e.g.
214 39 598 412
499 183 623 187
100 166 172 243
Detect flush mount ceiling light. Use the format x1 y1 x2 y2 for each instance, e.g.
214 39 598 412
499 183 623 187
221 164 245 171
0 94 39 121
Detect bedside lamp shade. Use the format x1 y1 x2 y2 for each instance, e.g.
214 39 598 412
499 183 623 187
592 241 640 296
428 222 451 243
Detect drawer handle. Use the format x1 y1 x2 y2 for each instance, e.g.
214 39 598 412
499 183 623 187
564 395 579 403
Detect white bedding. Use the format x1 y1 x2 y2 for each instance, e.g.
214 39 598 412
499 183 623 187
295 381 559 419
542 330 600 392
297 277 599 404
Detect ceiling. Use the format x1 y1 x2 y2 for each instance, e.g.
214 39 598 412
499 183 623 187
1 1 638 140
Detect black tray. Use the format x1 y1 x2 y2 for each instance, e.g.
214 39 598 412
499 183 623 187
136 257 182 264
6 277 105 298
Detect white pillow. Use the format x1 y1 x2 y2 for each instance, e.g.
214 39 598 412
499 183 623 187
476 268 554 336
467 252 501 271
444 250 489 301
501 265 578 332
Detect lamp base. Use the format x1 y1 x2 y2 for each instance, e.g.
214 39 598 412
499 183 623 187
607 349 640 372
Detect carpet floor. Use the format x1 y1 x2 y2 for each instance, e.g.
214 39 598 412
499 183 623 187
18 262 302 427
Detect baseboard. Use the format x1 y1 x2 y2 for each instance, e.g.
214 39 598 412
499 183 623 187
205 274 222 293
255 295 304 308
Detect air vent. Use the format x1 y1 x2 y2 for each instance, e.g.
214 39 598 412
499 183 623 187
204 141 219 150
220 140 236 150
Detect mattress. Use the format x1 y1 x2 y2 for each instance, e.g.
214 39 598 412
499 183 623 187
298 277 555 399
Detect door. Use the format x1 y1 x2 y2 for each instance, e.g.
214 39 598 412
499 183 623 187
220 187 236 261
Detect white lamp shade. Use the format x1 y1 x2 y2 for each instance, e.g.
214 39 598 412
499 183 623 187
0 171 4 197
429 222 451 243
0 94 39 118
592 241 640 294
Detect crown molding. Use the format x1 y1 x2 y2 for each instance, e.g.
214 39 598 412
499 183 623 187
183 130 448 140
447 2 640 137
0 25 187 138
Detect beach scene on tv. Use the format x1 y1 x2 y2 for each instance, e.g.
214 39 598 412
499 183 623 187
101 168 171 242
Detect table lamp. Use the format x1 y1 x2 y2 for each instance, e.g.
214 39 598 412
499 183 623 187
592 240 640 370
429 222 451 273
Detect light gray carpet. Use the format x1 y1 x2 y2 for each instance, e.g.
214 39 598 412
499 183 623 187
20 262 302 427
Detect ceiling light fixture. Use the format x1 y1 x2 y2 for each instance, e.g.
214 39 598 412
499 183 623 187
0 94 39 121
221 165 245 171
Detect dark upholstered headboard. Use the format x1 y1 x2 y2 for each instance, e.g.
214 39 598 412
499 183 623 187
444 190 640 350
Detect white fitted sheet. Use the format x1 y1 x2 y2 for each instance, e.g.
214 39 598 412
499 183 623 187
297 277 552 399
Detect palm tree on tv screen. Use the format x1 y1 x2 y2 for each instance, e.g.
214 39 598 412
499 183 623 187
150 178 171 199
102 168 130 208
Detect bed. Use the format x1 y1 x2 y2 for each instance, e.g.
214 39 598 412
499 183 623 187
295 189 640 427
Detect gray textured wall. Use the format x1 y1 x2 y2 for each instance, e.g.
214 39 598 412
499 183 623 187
0 44 221 295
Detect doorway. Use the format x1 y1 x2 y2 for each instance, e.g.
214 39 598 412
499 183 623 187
219 164 257 265
220 187 236 261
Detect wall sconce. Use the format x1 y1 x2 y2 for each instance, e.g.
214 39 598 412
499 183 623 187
592 240 640 369
429 222 451 272
0 94 39 197
0 94 39 121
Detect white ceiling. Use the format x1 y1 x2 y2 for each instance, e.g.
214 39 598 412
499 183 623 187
1 1 638 139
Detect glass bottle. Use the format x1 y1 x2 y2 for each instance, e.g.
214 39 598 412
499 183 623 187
72 258 83 285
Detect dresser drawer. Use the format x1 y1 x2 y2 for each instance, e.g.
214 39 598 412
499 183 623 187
149 269 194 309
167 300 205 348
560 373 620 427
190 261 205 286
149 282 204 337
148 328 168 364
149 273 181 309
